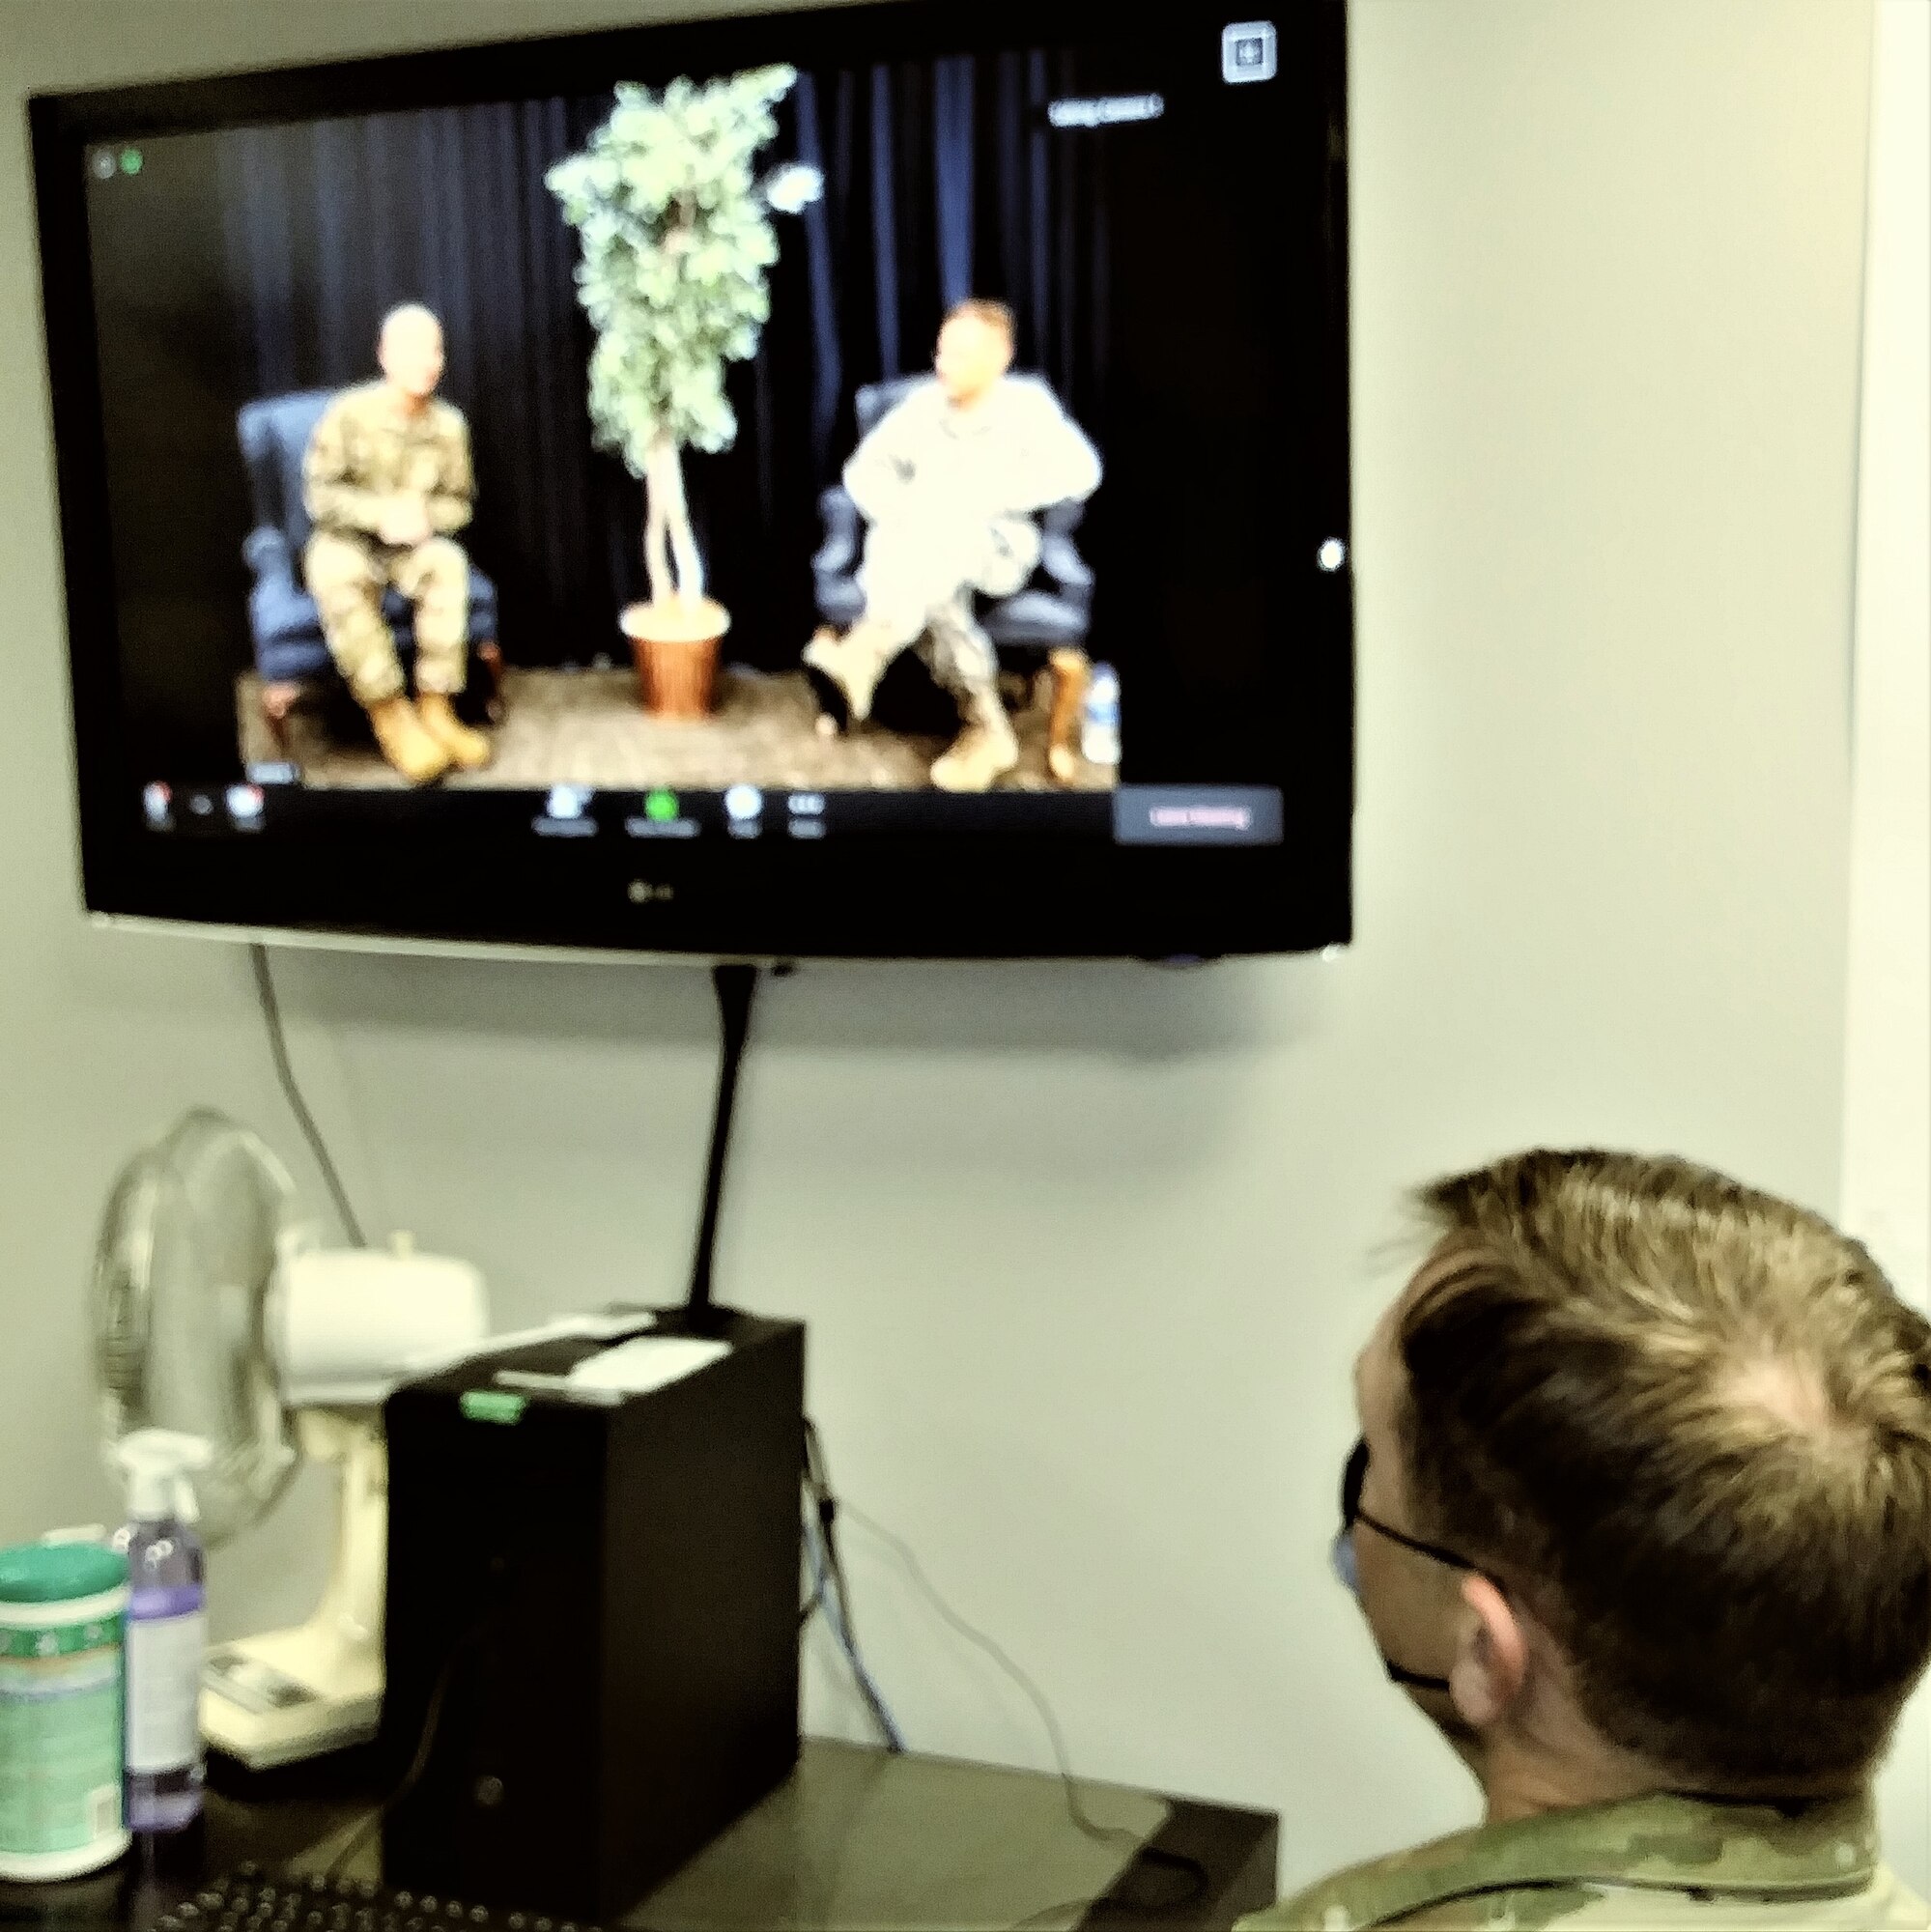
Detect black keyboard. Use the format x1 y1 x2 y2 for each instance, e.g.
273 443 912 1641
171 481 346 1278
156 1865 604 1932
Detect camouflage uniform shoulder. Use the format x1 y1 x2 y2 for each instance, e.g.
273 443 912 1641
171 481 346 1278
423 392 469 438
1237 1790 1926 1931
315 384 465 435
884 375 946 423
318 380 391 425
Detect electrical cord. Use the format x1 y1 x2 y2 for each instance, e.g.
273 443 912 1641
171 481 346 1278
830 1493 1210 1924
803 1498 905 1750
1003 1846 1209 1932
803 1420 865 1648
249 942 367 1248
835 1495 1125 1843
800 1495 826 1630
802 1422 904 1749
801 1417 1205 1925
685 962 757 1328
321 1629 480 1884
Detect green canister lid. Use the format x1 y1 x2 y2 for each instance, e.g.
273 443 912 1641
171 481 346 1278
0 1543 129 1605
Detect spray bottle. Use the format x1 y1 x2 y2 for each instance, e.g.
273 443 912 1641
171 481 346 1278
110 1431 212 1833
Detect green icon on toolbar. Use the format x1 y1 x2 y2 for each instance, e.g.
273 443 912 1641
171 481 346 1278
120 149 143 176
644 788 679 822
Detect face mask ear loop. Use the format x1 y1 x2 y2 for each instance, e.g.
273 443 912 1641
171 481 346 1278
1383 1661 1455 1695
1336 1435 1474 1699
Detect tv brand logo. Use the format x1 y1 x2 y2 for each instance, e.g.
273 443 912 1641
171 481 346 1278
627 880 675 904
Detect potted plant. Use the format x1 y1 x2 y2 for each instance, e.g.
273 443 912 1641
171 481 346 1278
548 67 822 717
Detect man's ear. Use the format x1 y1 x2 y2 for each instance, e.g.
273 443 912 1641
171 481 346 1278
1448 1574 1528 1731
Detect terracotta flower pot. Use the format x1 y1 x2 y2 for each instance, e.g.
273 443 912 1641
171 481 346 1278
620 598 730 719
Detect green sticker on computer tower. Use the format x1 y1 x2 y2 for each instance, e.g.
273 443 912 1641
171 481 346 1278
460 1390 527 1426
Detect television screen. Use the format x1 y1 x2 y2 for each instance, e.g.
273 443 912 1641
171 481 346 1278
34 0 1351 960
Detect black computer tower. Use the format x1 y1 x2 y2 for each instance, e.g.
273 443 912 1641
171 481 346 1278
378 1311 805 1923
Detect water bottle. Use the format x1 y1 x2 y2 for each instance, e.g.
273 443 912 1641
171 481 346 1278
1081 663 1121 767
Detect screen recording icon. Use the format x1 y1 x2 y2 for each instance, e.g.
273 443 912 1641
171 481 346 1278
1222 21 1278 85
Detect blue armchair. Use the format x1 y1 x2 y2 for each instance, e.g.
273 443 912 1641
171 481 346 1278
810 374 1096 779
237 390 502 740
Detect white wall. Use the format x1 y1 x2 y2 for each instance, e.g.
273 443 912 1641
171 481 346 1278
1846 0 1931 1891
0 0 1877 1901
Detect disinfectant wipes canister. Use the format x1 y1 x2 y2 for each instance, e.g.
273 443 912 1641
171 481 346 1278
0 1542 130 1880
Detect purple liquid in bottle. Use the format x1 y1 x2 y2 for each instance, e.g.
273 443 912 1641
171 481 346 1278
113 1513 207 1833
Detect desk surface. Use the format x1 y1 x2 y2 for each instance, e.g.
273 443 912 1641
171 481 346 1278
0 1743 1276 1932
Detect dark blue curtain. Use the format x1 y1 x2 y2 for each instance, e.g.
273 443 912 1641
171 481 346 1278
217 51 1108 669
780 45 1107 479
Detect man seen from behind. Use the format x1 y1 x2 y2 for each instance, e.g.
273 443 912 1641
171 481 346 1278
1249 1150 1931 1929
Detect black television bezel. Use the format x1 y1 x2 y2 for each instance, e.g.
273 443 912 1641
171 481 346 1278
31 0 1352 963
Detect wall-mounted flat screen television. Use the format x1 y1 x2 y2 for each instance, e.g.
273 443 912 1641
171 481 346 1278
33 0 1351 960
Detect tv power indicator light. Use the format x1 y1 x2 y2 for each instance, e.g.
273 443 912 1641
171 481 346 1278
1317 538 1347 572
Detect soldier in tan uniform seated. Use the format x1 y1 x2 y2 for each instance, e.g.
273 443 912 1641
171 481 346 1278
303 304 492 784
1250 1151 1931 1930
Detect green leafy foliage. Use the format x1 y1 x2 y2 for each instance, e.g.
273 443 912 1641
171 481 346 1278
548 66 800 471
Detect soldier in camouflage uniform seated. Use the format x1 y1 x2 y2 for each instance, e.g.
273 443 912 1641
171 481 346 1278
302 304 492 785
1247 1151 1931 1930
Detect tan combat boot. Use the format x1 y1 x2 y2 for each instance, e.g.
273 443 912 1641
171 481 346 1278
367 696 451 785
803 622 895 723
1045 646 1091 783
929 689 1020 792
415 691 493 772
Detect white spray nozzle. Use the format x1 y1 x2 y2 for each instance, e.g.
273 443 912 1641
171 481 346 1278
114 1428 213 1525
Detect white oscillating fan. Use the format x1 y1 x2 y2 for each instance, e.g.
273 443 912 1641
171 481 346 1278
92 1108 489 1769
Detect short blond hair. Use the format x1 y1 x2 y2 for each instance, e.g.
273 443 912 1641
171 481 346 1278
380 301 441 347
1401 1151 1931 1787
944 298 1015 344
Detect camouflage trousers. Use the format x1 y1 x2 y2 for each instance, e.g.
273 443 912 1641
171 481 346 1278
862 591 998 702
303 530 469 706
854 515 1032 701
